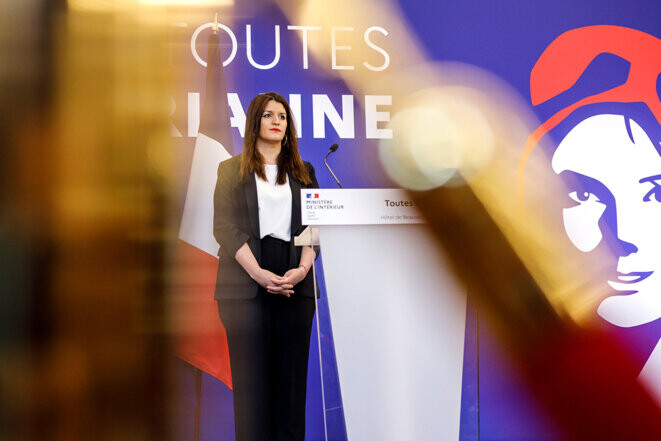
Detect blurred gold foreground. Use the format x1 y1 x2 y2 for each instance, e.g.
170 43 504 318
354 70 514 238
0 2 178 440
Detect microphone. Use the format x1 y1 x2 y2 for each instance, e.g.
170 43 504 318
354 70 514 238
324 143 343 188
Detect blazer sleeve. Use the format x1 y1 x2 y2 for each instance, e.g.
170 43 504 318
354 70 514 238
213 163 251 258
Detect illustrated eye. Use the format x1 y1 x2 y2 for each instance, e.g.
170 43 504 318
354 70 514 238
640 175 661 203
279 114 286 120
568 190 600 204
262 113 271 118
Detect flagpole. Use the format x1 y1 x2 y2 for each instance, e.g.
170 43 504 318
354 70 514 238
183 17 230 441
192 23 216 441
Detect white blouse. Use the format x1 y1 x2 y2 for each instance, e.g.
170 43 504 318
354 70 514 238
255 164 292 241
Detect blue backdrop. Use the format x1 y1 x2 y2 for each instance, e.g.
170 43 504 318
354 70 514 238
171 1 661 439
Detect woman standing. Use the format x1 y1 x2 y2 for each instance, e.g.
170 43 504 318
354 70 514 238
213 92 319 441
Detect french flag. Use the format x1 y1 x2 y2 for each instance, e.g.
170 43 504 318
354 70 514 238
174 29 233 388
307 193 320 199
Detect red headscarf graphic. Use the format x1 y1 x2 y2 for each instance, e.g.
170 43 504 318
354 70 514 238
517 25 661 200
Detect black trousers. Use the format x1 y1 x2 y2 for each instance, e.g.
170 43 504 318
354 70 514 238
217 236 316 441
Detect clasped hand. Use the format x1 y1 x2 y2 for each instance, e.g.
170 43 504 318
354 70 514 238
253 267 307 298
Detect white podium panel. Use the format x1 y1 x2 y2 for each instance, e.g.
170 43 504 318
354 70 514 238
315 220 467 441
302 188 424 225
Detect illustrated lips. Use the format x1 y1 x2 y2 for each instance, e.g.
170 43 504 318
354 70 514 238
270 128 281 132
607 271 653 290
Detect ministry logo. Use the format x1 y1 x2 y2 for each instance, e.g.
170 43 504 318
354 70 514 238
305 195 344 210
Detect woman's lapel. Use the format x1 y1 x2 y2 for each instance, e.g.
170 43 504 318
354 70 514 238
243 172 260 238
289 172 302 237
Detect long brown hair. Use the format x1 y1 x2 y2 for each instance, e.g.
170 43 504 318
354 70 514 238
239 92 311 185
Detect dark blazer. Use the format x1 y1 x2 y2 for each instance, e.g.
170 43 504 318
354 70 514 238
213 154 319 300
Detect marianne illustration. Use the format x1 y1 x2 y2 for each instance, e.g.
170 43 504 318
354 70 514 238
519 25 661 399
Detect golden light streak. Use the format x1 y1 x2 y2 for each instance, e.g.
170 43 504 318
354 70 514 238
275 0 614 325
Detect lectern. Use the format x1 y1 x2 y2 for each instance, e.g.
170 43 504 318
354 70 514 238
298 189 467 441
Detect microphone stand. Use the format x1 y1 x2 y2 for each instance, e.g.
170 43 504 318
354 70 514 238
324 144 343 188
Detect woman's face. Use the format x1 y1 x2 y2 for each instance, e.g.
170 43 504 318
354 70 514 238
258 100 287 144
552 114 661 327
